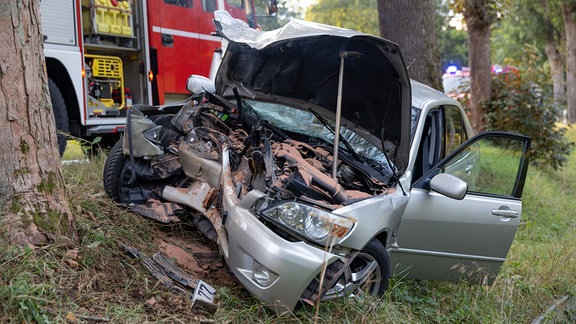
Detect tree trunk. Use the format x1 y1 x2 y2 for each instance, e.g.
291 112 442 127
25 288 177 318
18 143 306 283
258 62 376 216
377 0 442 90
0 0 76 247
464 0 492 132
540 0 566 118
563 2 576 124
544 28 566 115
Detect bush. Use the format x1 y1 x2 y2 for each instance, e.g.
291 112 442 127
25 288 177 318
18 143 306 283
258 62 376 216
483 48 573 169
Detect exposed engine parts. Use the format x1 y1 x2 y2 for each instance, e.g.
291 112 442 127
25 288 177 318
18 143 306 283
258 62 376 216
119 97 391 218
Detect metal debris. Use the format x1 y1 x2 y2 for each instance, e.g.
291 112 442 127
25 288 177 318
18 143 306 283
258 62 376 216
121 243 218 314
129 199 183 223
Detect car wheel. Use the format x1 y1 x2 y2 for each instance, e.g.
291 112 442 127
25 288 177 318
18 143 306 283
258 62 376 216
103 139 126 202
322 239 390 300
48 78 69 155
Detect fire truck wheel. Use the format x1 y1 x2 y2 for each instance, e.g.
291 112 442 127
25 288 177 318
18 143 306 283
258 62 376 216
103 139 125 202
48 78 69 156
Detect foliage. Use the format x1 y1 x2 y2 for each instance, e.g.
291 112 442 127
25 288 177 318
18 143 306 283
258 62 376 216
252 0 304 31
306 0 379 35
436 0 468 72
451 0 502 25
483 45 573 169
491 0 557 66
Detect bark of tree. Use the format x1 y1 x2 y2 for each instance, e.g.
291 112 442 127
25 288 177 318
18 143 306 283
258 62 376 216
563 2 576 123
463 0 493 132
545 27 566 114
540 0 566 116
377 0 443 90
0 0 76 247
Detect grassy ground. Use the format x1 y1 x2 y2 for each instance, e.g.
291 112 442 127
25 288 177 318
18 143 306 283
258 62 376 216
1 129 575 323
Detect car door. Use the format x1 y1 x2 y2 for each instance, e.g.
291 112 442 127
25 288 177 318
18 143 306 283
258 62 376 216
390 132 531 284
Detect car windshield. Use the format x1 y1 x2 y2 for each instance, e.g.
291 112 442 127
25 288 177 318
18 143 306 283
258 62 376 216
411 106 421 142
243 100 395 176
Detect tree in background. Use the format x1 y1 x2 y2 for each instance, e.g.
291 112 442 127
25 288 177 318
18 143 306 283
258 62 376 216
306 0 379 35
306 0 455 90
0 1 76 246
377 0 443 90
437 1 468 73
454 0 499 132
493 0 575 124
484 46 573 169
493 0 566 118
562 1 576 123
253 0 304 31
543 0 566 114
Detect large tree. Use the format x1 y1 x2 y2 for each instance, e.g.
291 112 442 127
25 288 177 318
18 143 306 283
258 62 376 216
563 1 576 123
459 0 497 132
543 1 566 113
377 0 442 90
0 0 75 246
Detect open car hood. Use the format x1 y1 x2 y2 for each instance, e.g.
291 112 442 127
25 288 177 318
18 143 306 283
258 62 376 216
214 11 412 175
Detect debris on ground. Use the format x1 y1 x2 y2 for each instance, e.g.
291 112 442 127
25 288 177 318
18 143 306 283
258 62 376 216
121 242 218 314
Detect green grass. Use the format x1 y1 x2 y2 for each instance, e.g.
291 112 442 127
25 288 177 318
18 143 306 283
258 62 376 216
1 128 575 322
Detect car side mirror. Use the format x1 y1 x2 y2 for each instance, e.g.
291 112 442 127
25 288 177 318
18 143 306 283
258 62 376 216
186 74 215 94
428 173 467 200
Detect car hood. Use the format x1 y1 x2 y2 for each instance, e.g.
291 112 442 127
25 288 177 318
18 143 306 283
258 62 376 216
213 11 412 175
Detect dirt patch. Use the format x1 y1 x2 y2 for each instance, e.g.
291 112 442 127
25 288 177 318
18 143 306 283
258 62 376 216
58 223 244 321
155 234 239 288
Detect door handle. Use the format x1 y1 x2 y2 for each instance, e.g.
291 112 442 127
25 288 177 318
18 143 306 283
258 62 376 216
162 34 174 47
491 208 519 218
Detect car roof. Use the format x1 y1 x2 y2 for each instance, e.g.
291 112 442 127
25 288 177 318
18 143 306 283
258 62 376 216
411 80 462 111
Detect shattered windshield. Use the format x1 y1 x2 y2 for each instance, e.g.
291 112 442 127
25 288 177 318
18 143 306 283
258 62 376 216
243 100 395 176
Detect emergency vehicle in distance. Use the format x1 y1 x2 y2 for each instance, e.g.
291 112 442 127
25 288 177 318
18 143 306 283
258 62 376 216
40 0 276 153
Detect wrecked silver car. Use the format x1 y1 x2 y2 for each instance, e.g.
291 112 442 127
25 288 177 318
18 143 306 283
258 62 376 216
103 11 531 312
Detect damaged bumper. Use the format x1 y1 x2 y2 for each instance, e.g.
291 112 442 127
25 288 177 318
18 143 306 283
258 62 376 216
219 146 340 312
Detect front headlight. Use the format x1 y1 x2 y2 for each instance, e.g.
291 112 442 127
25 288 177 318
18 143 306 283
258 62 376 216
261 202 355 245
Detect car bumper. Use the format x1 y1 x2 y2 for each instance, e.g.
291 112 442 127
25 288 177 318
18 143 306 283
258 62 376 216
220 148 339 312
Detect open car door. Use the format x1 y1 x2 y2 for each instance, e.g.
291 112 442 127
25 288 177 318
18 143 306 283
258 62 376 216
390 132 531 284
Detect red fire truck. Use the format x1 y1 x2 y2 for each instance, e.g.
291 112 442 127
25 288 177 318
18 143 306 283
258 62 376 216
40 0 273 153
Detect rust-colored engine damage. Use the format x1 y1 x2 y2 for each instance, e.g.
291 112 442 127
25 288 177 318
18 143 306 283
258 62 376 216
119 97 391 238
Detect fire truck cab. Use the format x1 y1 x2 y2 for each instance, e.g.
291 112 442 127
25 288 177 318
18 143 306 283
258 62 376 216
40 0 271 153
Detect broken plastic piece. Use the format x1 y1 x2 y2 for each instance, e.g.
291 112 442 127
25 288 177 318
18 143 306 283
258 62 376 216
129 199 182 223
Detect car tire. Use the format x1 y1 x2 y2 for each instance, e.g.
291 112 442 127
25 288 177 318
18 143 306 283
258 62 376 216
103 139 126 203
322 239 390 300
48 78 69 155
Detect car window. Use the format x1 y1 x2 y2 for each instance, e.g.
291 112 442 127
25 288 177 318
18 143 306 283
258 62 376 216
441 135 528 198
410 107 421 143
443 105 467 156
412 106 468 184
412 109 441 182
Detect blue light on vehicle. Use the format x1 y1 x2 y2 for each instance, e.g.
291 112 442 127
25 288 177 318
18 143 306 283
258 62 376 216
446 65 458 75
